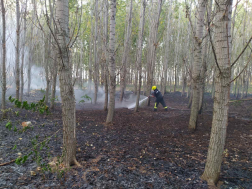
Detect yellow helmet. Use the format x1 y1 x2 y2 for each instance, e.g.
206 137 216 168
152 86 157 90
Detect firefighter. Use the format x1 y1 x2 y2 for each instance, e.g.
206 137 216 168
150 86 167 111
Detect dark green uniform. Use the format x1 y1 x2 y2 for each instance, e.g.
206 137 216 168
152 89 167 111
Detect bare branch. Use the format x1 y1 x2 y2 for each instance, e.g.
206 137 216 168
230 53 252 83
208 26 222 74
231 36 252 67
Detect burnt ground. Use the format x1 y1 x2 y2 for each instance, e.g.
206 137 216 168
0 90 251 189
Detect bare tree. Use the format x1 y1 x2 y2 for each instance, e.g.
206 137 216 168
161 0 173 95
20 0 28 102
106 0 116 124
201 0 233 185
145 0 163 96
55 0 79 166
28 0 37 96
1 0 6 116
119 0 133 102
49 0 57 109
15 0 21 100
135 0 146 112
103 0 109 111
93 0 99 104
188 0 207 131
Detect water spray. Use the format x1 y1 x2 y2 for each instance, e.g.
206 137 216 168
127 96 149 109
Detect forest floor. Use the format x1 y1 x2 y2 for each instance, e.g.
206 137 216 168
0 90 251 189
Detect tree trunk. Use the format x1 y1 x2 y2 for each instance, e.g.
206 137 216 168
201 0 233 184
1 0 6 117
145 0 163 95
161 0 172 95
49 0 57 110
20 0 27 102
88 5 94 92
106 0 116 124
103 0 109 111
120 0 133 102
50 56 58 109
55 0 78 167
188 0 207 131
15 0 21 100
135 0 146 112
198 0 212 114
28 0 36 96
93 0 99 104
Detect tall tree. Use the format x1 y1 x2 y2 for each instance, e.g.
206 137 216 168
88 3 94 91
1 0 6 116
20 0 28 102
28 0 36 96
201 0 233 185
145 0 163 96
49 0 57 109
93 0 99 104
55 0 79 166
15 0 21 100
198 0 213 113
188 0 207 131
103 0 109 111
106 0 116 124
119 0 133 102
135 0 146 112
161 0 173 95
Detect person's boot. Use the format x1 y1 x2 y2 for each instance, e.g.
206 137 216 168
154 109 157 112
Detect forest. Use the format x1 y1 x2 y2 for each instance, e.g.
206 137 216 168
0 0 252 188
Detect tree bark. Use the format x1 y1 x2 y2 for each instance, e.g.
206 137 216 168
161 0 173 95
28 0 36 96
145 0 163 95
1 0 6 116
120 0 133 102
103 0 109 111
88 5 94 92
135 0 146 112
49 0 57 109
93 0 99 104
55 0 78 167
15 0 21 100
201 0 233 185
20 0 28 102
106 0 116 124
188 0 207 131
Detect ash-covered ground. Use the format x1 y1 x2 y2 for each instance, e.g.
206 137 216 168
0 90 251 189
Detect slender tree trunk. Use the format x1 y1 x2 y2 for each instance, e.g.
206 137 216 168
93 0 99 104
161 0 172 95
49 0 57 109
146 0 163 95
20 0 28 102
45 40 51 104
188 0 207 131
135 0 146 112
103 0 109 111
1 0 6 117
201 0 233 184
120 0 133 102
106 0 116 124
15 0 21 100
45 4 53 104
28 0 36 96
55 0 79 167
50 49 58 109
88 5 94 91
198 0 212 114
